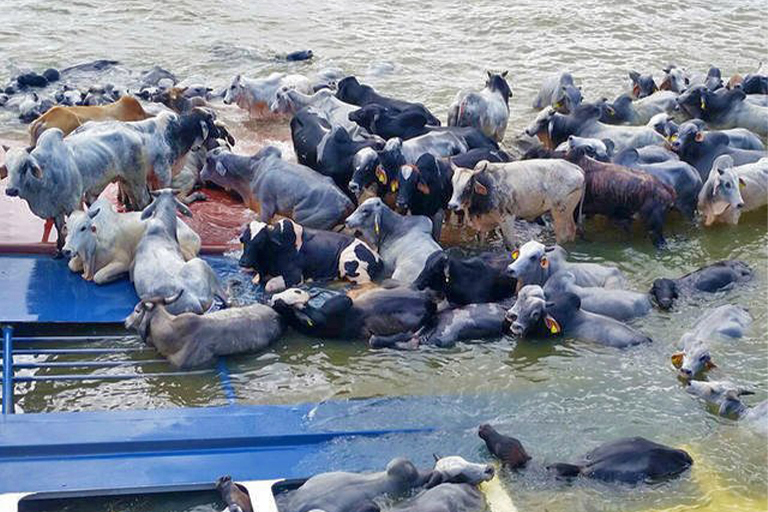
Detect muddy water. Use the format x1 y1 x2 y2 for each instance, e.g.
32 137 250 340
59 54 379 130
2 0 767 511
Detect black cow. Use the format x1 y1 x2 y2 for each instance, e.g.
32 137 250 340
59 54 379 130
348 104 431 140
413 250 516 305
336 76 441 126
239 219 383 293
650 260 753 310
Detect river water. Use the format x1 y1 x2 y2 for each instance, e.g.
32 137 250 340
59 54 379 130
2 1 767 511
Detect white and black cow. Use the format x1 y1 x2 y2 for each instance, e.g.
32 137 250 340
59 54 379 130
239 218 383 293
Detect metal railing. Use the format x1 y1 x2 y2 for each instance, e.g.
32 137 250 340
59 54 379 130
0 325 237 414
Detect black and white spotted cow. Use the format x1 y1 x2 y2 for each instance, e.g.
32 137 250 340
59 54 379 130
239 218 383 292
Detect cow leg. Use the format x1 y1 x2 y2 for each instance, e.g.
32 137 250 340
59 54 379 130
42 218 54 243
643 203 667 249
430 210 445 242
52 215 66 258
498 216 517 250
69 255 84 273
92 261 129 284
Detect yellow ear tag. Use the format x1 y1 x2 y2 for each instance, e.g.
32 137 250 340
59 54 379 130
375 219 380 236
540 256 549 268
706 360 717 370
545 316 561 334
511 250 519 260
671 352 683 368
553 101 562 109
306 318 314 327
668 134 678 143
376 167 388 184
390 180 398 193
739 180 746 190
700 98 706 110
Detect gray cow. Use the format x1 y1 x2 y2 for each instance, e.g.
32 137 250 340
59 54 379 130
345 197 442 283
392 483 485 512
447 71 512 142
201 146 353 230
672 305 752 378
4 144 82 252
533 72 582 113
132 189 227 315
685 380 768 434
506 241 627 289
544 271 651 321
124 293 283 369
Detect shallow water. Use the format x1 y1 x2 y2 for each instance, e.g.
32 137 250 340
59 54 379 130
2 0 768 511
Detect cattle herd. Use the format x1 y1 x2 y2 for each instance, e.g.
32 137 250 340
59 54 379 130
1 59 767 511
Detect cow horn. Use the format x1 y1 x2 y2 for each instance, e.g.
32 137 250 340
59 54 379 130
164 289 184 305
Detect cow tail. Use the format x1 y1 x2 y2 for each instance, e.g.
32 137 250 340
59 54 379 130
576 175 586 230
30 119 44 144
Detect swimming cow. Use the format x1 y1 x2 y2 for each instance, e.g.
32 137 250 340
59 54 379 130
650 260 753 310
548 437 693 484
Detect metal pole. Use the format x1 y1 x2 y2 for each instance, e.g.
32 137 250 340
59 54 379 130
2 325 14 414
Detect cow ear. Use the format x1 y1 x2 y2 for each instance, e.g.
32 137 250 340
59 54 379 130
670 352 683 368
705 360 717 370
540 255 549 268
738 177 747 189
30 162 43 180
694 131 704 143
215 161 227 176
87 207 101 219
502 70 508 78
417 181 430 195
375 167 388 184
629 71 640 83
486 70 492 80
473 181 488 195
544 315 561 335
90 225 97 233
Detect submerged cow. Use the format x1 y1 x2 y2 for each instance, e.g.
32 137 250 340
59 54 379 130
448 71 512 142
447 159 584 246
506 241 626 289
478 424 532 469
335 76 441 126
548 437 692 484
671 305 752 378
544 271 651 321
685 381 768 433
124 293 283 369
201 146 353 230
650 260 753 310
345 198 442 283
239 219 382 292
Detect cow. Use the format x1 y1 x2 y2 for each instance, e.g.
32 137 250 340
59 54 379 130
348 104 431 140
271 88 372 141
659 65 690 93
413 250 516 305
345 198 442 283
269 287 437 346
505 241 626 289
530 147 675 247
290 109 381 190
348 132 469 197
131 189 227 315
697 155 768 226
393 154 454 239
543 271 651 321
447 71 512 142
532 72 582 113
223 72 313 117
648 115 765 151
335 76 441 125
676 86 768 137
62 198 200 283
670 121 766 180
525 104 666 153
613 147 702 219
125 294 284 369
446 158 584 246
29 96 149 145
600 91 678 126
238 218 383 293
201 146 353 230
649 260 753 310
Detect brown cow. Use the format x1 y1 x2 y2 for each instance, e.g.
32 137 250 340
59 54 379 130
525 147 676 247
29 96 149 145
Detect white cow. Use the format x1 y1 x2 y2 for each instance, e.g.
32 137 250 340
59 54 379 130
447 159 585 246
698 155 768 226
223 72 312 117
63 198 201 284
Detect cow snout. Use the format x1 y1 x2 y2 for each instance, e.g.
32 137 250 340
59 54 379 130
447 200 460 211
506 265 517 278
62 249 73 258
348 181 361 195
679 368 693 378
736 202 745 209
5 187 19 197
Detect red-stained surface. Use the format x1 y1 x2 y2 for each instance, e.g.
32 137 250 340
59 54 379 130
0 180 255 254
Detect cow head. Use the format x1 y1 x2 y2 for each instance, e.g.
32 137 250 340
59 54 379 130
505 285 547 337
349 147 380 197
335 76 367 105
660 65 689 93
270 86 294 114
223 74 244 105
671 334 715 379
685 380 753 418
124 290 184 343
700 155 745 226
674 85 707 119
505 241 558 287
650 278 679 310
524 106 556 142
629 71 658 98
447 161 492 213
552 81 582 114
345 197 388 247
486 71 512 105
412 250 449 296
239 220 271 282
426 455 494 489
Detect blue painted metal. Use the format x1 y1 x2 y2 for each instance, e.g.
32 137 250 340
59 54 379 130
2 325 13 414
217 358 237 405
0 403 433 495
0 254 236 324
